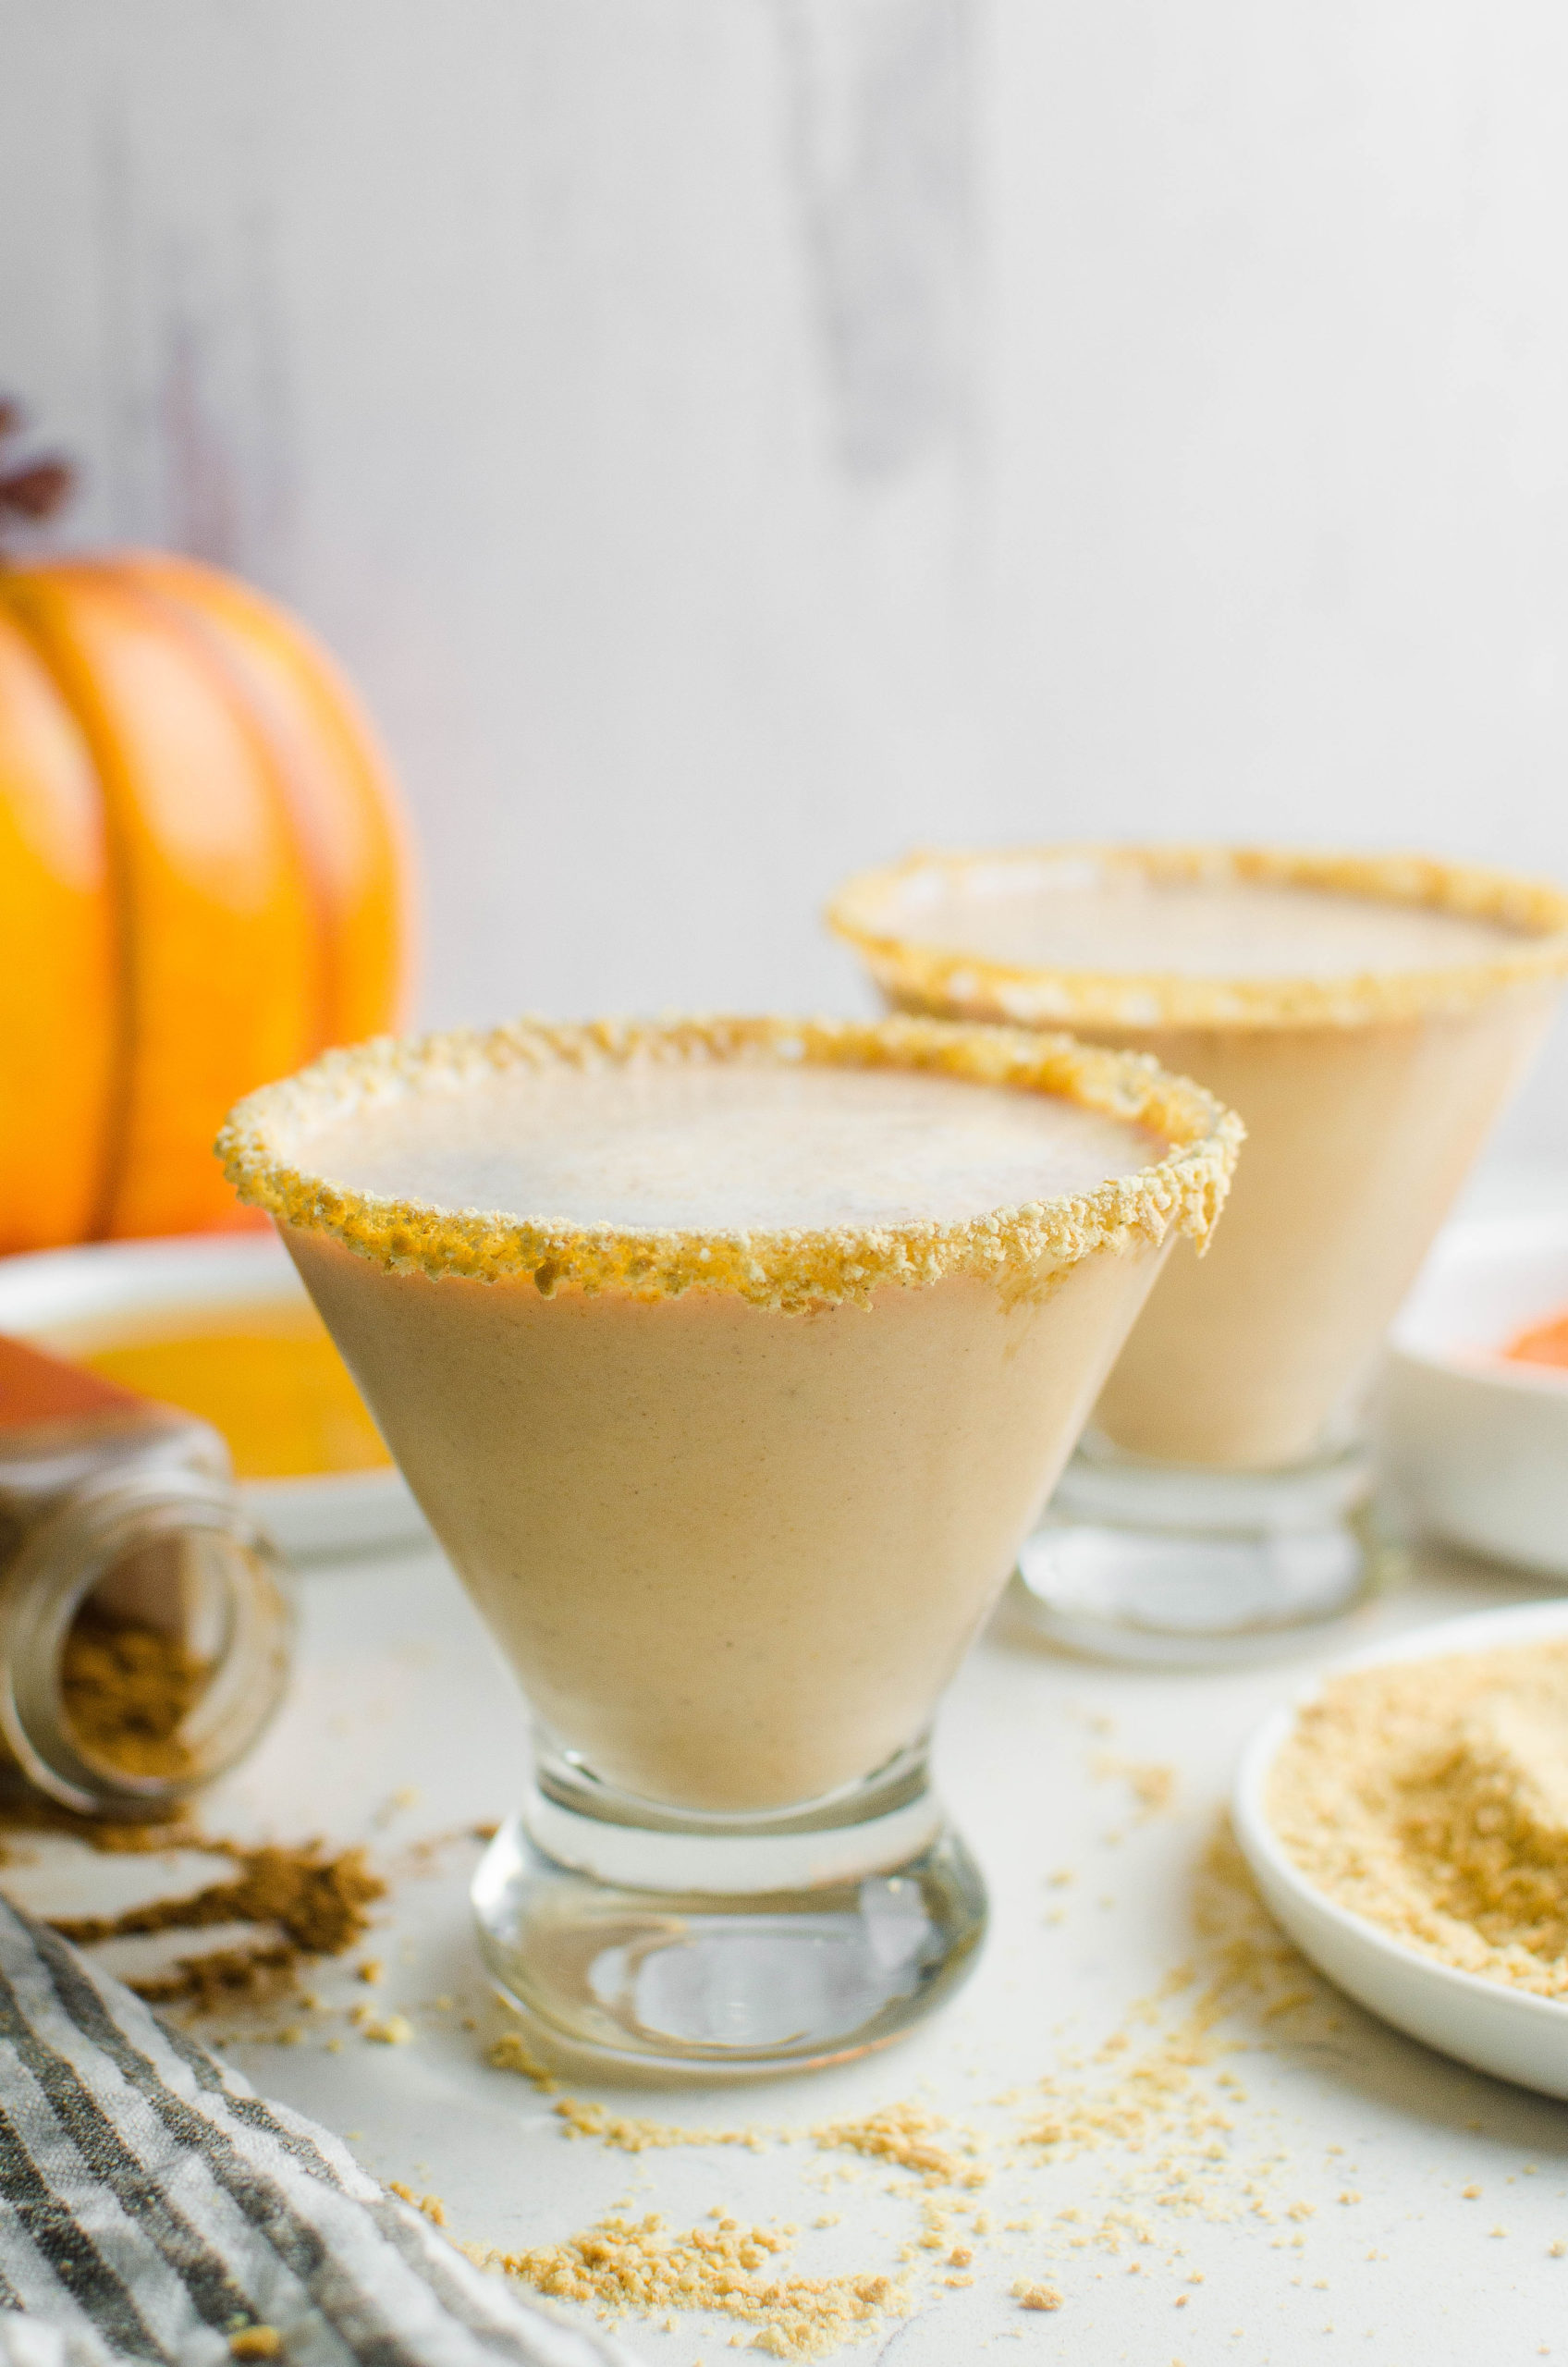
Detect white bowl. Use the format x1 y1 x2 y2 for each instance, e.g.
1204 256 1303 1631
0 1235 428 1563
1233 1599 1568 2100
1382 1209 1568 1579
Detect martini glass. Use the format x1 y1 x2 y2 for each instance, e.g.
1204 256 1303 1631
831 847 1568 1664
221 1013 1238 2070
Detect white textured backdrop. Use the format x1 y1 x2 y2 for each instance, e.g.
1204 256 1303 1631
5 0 1568 1153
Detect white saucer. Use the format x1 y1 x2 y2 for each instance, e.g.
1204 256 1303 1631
1232 1598 1568 2100
0 1234 429 1564
1382 1209 1568 1578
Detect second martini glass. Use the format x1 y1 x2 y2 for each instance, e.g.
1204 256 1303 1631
830 847 1568 1662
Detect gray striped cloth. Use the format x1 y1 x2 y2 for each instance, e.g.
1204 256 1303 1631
0 1897 638 2367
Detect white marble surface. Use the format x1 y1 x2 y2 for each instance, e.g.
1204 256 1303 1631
8 3 1568 1166
12 1532 1568 2366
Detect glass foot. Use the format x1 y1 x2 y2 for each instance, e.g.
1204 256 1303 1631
1017 1433 1403 1666
472 1748 986 2074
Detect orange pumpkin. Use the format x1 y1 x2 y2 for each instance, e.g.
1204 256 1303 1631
0 549 413 1250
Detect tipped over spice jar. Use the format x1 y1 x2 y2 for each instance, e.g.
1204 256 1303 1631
0 1333 291 1818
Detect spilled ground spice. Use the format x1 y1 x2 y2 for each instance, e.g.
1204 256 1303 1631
0 1789 384 2008
59 1609 211 1779
49 1841 385 2007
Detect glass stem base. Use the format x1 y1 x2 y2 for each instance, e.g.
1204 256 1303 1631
472 1746 986 2075
1016 1433 1403 1667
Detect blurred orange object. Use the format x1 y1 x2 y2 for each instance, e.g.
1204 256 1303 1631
0 553 413 1249
1502 1309 1568 1369
76 1301 393 1482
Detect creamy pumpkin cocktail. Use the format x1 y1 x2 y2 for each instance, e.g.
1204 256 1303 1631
221 1015 1237 2068
831 849 1568 1659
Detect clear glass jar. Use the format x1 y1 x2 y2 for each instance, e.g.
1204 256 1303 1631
0 1334 292 1819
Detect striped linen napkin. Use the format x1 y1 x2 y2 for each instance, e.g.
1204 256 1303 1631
0 1896 636 2367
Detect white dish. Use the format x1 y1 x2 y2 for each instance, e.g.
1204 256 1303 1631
0 1234 428 1563
1381 1208 1568 1579
1233 1598 1568 2099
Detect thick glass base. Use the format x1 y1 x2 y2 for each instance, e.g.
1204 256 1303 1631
472 1743 986 2075
1017 1432 1401 1666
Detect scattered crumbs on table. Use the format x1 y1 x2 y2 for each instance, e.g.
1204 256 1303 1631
812 2101 986 2186
487 2030 557 2090
1011 2279 1062 2311
357 1957 385 1983
361 2014 413 2044
389 2181 447 2226
468 2212 905 2359
556 2100 771 2153
228 2330 281 2359
1092 1755 1178 1821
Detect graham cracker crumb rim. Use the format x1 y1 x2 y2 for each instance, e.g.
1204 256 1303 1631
216 1013 1242 1309
827 844 1568 1031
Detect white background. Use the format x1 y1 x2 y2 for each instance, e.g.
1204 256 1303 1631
5 0 1568 1153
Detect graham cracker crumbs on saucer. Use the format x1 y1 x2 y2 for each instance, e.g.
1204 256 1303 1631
1268 1639 1568 1996
1011 2280 1063 2312
471 2212 904 2359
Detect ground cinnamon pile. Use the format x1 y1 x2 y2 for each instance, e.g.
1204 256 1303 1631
59 1609 211 1778
49 1840 385 2006
0 1782 385 2007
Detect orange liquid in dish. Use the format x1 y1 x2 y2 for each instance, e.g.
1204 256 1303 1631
75 1302 391 1480
1503 1310 1568 1370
